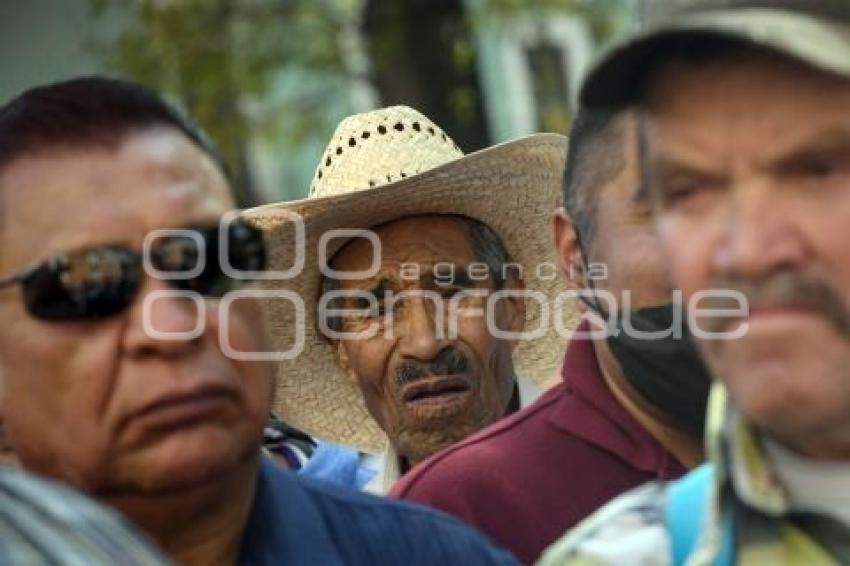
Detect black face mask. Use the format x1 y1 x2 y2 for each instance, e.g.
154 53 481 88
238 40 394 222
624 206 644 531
585 298 712 437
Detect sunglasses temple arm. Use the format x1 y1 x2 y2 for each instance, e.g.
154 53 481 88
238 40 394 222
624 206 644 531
0 269 29 289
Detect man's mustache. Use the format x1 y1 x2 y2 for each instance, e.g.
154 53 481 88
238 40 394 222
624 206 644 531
702 268 850 336
395 348 471 387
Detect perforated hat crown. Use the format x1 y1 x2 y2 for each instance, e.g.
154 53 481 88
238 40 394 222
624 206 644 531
310 106 464 198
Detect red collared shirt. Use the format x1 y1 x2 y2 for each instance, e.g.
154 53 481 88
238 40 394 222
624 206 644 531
390 322 688 564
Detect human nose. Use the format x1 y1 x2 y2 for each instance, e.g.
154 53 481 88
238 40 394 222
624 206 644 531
122 277 207 359
712 181 809 280
396 295 447 362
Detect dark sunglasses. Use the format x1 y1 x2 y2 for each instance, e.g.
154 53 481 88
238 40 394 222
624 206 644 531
0 219 265 322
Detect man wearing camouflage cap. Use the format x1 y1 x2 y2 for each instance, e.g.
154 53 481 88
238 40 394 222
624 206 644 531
541 1 850 564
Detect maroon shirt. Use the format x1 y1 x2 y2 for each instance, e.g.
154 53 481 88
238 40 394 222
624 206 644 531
390 324 688 564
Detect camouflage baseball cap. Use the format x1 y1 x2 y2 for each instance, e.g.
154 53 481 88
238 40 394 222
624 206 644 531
580 0 850 108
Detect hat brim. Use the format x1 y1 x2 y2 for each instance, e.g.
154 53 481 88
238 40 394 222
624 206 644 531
580 7 850 109
245 133 577 453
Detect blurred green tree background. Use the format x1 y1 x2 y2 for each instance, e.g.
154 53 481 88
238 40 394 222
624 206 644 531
90 0 358 206
82 0 634 204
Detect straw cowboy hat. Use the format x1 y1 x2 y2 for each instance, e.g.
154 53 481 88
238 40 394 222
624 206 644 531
246 106 577 454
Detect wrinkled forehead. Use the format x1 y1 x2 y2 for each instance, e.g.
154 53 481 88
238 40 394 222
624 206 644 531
646 43 850 103
0 127 233 269
642 49 850 157
330 215 476 271
330 215 475 286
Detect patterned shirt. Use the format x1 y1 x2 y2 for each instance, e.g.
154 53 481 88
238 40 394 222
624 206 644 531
539 384 849 565
0 469 168 565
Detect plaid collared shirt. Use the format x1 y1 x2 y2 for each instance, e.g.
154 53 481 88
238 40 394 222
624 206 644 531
538 384 848 565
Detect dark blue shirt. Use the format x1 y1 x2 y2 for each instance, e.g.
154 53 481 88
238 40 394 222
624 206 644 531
239 458 517 566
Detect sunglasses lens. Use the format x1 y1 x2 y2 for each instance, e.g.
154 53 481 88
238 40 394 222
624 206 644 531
18 219 265 321
226 220 266 273
22 248 140 321
167 219 266 297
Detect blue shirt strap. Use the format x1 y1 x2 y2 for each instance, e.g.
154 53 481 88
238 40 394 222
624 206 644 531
666 464 734 565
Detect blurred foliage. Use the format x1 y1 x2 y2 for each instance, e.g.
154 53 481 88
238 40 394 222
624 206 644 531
467 0 634 137
526 43 571 133
363 0 489 148
88 0 634 201
475 0 632 43
446 11 484 130
89 0 355 205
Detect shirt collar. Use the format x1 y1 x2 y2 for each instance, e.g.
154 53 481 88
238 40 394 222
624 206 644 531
694 384 846 564
706 384 790 515
517 374 544 406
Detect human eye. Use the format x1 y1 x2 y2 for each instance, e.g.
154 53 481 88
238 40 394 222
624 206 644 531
367 300 388 318
154 233 201 273
656 173 720 210
351 295 386 318
439 286 462 299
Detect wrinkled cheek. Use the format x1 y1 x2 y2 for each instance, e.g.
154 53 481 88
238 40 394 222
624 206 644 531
213 297 270 380
347 341 398 429
367 374 400 433
60 421 119 491
8 405 114 491
484 348 513 413
464 322 507 388
655 218 696 290
0 314 125 489
242 359 274 424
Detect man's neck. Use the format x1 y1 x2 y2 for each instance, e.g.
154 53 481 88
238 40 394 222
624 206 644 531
104 454 261 566
593 339 704 469
764 436 850 528
768 427 850 461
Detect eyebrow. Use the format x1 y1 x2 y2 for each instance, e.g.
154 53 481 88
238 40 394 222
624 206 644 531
430 266 478 288
650 154 727 182
648 154 730 195
771 128 850 171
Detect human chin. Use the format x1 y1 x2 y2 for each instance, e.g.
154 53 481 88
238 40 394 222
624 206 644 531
728 365 850 445
394 420 470 463
109 419 262 492
708 328 848 423
394 371 476 428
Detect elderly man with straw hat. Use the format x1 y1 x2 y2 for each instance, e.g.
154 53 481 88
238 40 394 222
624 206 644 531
248 106 572 493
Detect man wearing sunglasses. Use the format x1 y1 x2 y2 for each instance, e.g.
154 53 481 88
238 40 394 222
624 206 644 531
0 77 515 565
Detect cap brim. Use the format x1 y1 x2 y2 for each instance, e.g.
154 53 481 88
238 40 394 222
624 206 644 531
580 7 850 109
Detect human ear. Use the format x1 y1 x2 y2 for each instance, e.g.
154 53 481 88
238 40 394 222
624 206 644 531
552 207 587 290
333 340 361 385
